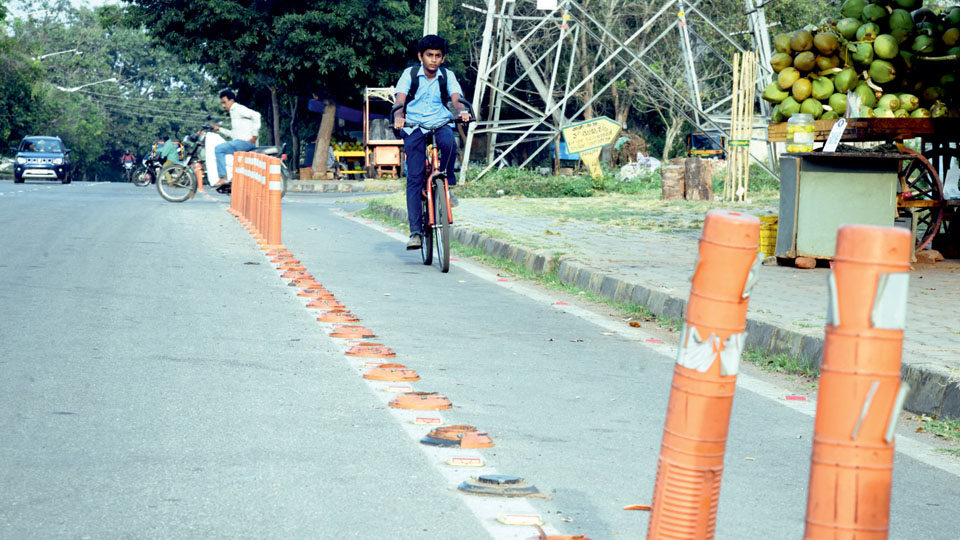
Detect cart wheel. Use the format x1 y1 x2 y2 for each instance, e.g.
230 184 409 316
899 148 945 251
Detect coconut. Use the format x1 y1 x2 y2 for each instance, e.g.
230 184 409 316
857 22 880 42
911 34 936 54
861 3 888 25
894 0 920 9
943 28 960 47
873 34 900 59
873 106 896 118
781 96 802 118
778 67 801 90
771 52 794 72
793 51 817 72
812 77 835 100
868 59 897 84
816 55 841 71
897 93 920 111
814 32 840 56
762 82 790 103
837 18 862 40
852 42 875 64
878 93 901 110
774 33 793 54
790 30 814 52
931 101 948 117
855 82 878 107
894 108 910 117
772 104 786 122
910 107 931 117
841 0 868 19
822 110 841 119
922 86 944 103
793 78 814 101
911 7 937 25
833 67 859 93
829 92 849 115
800 98 824 119
947 6 960 26
859 105 876 117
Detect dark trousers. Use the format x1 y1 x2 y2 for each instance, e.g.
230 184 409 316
403 126 457 234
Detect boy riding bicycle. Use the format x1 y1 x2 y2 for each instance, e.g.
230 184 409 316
393 35 471 250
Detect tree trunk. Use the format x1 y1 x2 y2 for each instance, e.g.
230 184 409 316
578 30 595 120
288 98 299 174
661 110 685 162
311 99 337 178
270 86 281 149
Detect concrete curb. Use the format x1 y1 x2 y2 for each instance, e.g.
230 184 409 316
289 179 401 193
366 200 960 419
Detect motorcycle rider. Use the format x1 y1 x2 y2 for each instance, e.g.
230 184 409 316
211 89 261 188
120 149 136 165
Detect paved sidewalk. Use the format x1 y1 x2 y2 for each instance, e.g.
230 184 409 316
368 195 960 418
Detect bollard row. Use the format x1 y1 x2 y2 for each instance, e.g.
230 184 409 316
227 151 284 250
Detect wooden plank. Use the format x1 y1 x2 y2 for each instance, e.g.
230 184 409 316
767 118 956 143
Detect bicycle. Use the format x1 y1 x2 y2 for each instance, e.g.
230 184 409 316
399 106 473 273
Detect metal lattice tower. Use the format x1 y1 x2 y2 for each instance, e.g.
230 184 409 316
461 0 779 181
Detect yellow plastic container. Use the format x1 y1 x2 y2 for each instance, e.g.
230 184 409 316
759 215 778 257
785 114 815 153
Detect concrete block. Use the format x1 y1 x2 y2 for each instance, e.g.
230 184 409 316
631 286 652 306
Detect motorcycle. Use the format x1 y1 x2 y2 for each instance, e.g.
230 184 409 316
156 123 291 202
132 155 162 187
122 161 136 183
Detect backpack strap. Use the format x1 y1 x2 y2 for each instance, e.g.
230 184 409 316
401 64 450 113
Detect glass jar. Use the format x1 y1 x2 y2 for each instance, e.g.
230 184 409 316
786 113 815 153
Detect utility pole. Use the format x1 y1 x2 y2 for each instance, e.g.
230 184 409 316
424 0 438 36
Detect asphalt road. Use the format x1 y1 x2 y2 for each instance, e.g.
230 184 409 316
1 180 958 540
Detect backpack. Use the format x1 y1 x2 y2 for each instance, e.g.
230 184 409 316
402 63 450 112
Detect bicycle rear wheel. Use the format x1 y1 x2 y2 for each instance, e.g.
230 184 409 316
157 163 197 203
420 195 433 265
433 177 450 273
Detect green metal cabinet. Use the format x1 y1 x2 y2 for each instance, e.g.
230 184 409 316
776 154 901 260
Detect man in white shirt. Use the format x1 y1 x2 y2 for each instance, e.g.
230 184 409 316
212 89 261 188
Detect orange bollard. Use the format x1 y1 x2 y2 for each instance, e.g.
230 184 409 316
646 210 760 540
261 157 284 250
228 154 241 216
803 225 911 540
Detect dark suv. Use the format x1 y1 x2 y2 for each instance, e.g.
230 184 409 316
11 136 72 184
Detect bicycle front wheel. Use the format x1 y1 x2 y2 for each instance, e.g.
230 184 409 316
156 163 197 203
433 177 450 273
420 196 433 266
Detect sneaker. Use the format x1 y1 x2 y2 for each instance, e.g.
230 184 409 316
406 233 422 250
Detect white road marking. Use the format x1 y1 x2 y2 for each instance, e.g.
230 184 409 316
339 209 960 480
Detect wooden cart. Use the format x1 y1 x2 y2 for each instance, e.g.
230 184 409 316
769 118 960 252
363 88 403 179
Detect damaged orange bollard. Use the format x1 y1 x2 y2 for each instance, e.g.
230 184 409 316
803 225 912 540
646 210 760 540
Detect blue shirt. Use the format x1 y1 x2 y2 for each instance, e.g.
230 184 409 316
395 66 463 134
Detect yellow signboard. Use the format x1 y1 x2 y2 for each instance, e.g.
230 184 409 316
579 148 603 180
561 116 622 154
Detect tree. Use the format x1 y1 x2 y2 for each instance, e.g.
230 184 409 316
127 0 424 177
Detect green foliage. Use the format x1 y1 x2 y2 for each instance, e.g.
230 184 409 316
128 0 422 104
743 347 820 378
460 167 596 198
459 166 663 198
1 0 219 178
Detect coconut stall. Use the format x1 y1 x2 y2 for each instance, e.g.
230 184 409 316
765 0 960 263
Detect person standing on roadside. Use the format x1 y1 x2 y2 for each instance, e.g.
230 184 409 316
212 89 261 188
